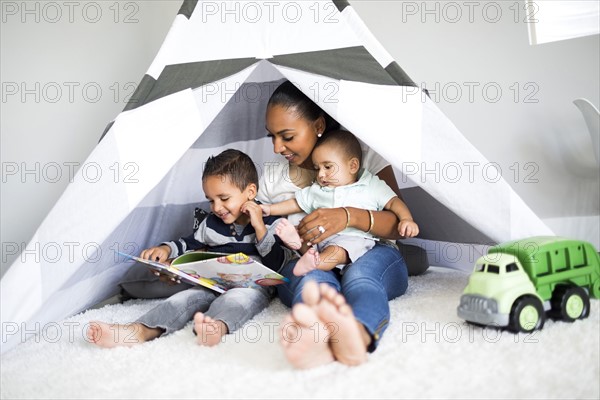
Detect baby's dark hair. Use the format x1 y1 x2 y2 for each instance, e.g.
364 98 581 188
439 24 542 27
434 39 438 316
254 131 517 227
202 149 258 191
315 130 363 166
268 80 340 133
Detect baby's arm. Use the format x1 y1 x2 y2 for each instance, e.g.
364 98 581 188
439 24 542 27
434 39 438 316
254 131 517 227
384 197 419 238
260 198 303 217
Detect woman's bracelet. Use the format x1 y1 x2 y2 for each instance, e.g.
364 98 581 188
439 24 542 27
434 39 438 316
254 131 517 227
366 209 375 234
342 207 351 229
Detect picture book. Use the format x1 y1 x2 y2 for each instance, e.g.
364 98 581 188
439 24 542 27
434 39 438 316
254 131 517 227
118 251 289 294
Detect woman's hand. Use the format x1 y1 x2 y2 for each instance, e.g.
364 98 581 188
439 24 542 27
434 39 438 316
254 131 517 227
297 207 347 245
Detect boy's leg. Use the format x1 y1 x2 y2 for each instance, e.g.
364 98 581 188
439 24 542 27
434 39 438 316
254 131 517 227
194 287 272 346
192 313 227 346
88 287 218 348
136 287 218 335
86 321 163 348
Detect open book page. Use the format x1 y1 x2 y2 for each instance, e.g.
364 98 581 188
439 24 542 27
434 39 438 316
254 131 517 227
118 251 288 294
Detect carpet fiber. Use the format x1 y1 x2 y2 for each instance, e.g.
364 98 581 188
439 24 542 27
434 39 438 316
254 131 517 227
1 267 599 399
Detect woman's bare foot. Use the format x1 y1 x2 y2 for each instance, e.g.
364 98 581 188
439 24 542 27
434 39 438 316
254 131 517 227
86 321 162 348
193 312 227 346
315 283 369 366
275 219 302 250
292 247 320 276
280 303 334 369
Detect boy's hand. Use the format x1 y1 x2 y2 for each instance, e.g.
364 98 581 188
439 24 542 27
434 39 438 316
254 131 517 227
398 219 419 238
241 201 267 241
140 245 171 263
241 201 265 227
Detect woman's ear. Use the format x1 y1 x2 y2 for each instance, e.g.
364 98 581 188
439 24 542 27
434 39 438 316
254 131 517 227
349 157 360 174
246 183 258 200
314 115 326 136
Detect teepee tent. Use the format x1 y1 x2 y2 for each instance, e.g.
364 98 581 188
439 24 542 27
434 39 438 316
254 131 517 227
0 0 552 353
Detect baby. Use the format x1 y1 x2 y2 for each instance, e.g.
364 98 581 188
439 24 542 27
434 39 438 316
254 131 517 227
261 130 419 276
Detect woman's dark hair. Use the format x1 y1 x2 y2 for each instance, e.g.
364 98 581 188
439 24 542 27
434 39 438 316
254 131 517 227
267 80 340 133
202 149 258 191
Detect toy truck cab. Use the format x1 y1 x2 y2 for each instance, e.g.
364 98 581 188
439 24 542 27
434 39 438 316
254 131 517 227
458 253 544 331
458 237 600 333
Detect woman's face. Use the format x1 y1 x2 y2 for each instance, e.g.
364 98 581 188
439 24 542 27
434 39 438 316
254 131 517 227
265 104 324 168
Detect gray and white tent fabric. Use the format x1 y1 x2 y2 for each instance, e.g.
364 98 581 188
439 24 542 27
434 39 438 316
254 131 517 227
0 0 552 353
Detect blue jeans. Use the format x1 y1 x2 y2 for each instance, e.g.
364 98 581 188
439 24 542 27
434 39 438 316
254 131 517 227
277 242 408 352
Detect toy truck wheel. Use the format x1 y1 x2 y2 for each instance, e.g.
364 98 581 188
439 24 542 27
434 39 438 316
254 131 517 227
508 296 545 333
591 279 600 299
550 285 590 322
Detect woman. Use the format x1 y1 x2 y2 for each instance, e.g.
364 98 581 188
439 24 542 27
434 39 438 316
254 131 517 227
258 81 414 368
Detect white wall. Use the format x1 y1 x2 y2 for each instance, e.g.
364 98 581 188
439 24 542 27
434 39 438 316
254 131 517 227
2 0 599 276
1 1 181 276
352 1 599 245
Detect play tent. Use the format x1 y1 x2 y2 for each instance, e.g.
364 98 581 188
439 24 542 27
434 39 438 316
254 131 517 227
0 0 552 353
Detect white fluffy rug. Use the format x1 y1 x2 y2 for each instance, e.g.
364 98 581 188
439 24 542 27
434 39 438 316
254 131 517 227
1 267 599 399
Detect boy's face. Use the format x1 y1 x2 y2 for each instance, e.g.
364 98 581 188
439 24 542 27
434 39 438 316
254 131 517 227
311 143 359 188
203 175 256 225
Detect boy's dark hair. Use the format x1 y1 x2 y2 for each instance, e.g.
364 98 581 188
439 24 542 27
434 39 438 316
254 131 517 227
202 149 258 191
268 80 340 134
315 130 363 166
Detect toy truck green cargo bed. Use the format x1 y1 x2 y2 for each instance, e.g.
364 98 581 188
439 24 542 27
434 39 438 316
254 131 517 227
458 236 600 332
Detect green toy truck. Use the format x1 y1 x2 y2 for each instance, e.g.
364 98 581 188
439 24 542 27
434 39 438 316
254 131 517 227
457 236 600 332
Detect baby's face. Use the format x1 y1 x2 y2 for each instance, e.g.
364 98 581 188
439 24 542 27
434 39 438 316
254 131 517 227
312 144 357 188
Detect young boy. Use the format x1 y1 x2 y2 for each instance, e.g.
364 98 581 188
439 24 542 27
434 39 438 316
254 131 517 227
261 130 419 276
87 149 293 347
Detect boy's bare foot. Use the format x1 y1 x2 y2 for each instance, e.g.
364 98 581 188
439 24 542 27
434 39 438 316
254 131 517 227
86 321 162 348
315 283 369 366
193 312 227 346
280 303 334 369
275 219 302 250
292 247 320 276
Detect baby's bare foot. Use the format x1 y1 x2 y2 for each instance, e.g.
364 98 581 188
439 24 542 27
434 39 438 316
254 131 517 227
275 219 302 250
86 321 161 348
292 247 320 276
193 312 227 346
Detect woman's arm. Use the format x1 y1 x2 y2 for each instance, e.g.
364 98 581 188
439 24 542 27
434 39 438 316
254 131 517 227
297 166 404 243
